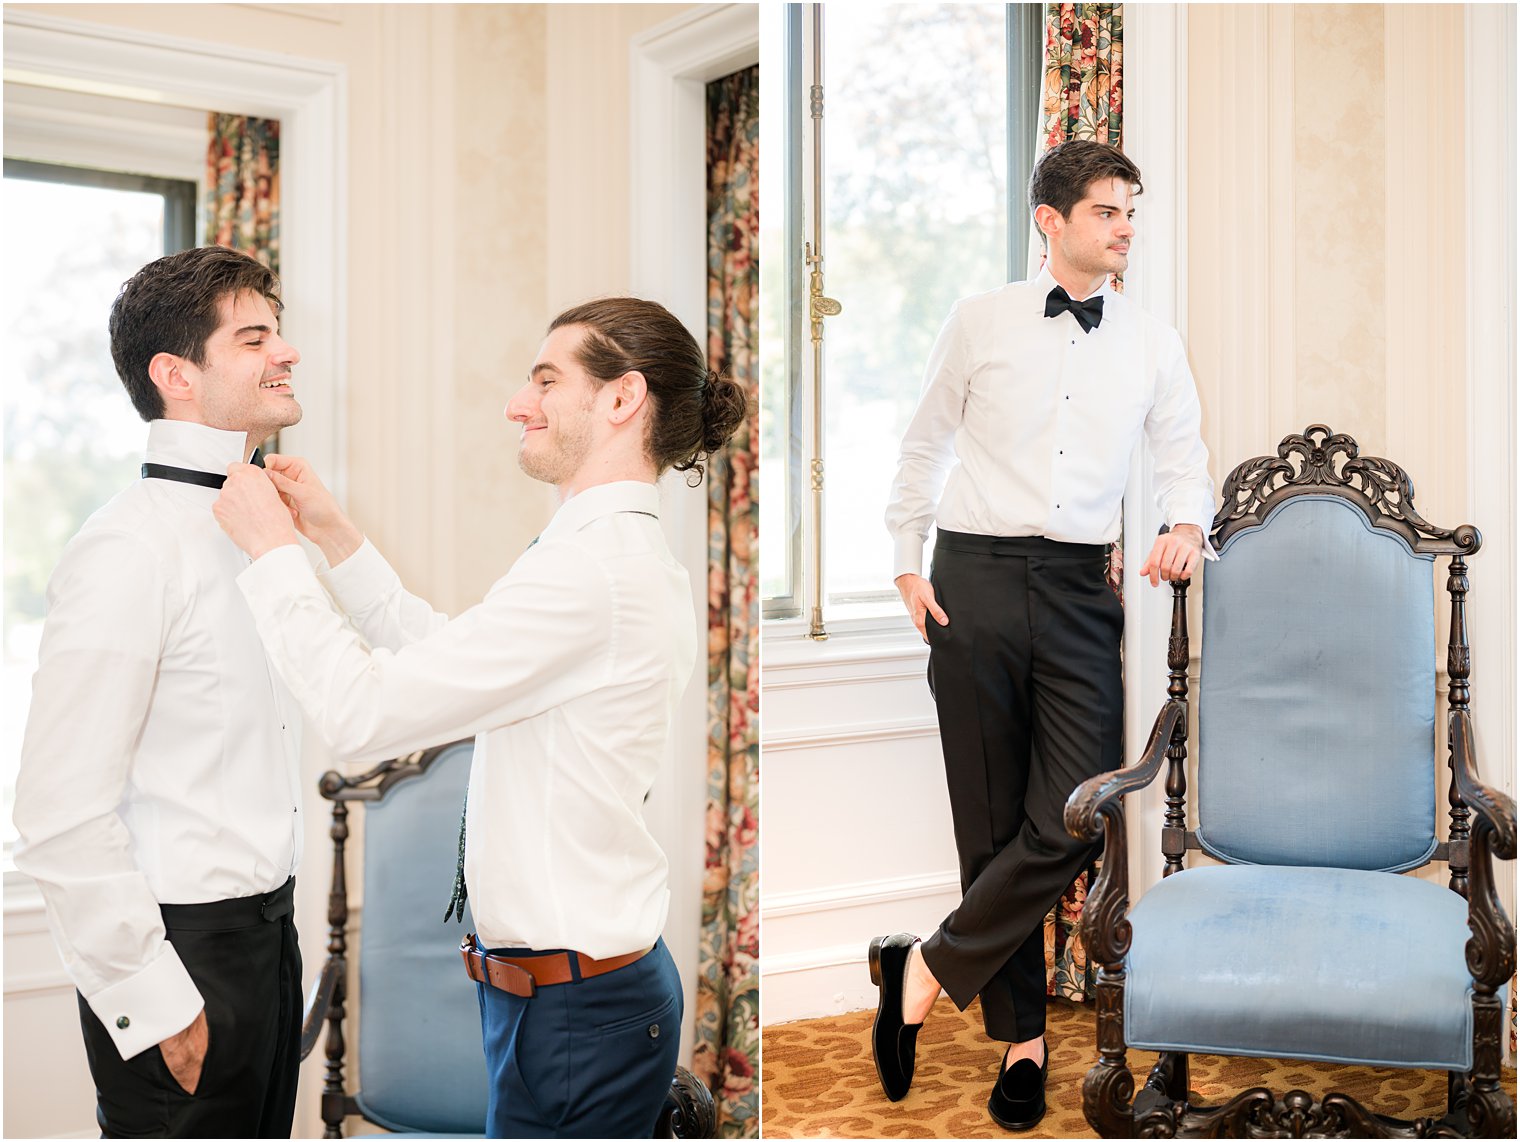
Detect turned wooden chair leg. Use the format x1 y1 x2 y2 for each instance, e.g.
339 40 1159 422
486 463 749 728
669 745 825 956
1146 1052 1189 1104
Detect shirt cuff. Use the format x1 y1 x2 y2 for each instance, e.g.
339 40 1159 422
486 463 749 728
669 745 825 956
84 945 203 1061
240 541 325 605
1167 513 1219 562
892 533 927 581
313 538 397 614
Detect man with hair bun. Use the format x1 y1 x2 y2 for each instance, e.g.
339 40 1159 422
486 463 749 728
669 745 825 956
214 296 746 1138
874 139 1216 1130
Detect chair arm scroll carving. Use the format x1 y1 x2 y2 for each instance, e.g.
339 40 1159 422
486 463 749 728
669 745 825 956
1448 712 1517 1000
1065 700 1184 843
1066 700 1185 968
1450 712 1517 861
299 956 344 1062
656 1065 718 1138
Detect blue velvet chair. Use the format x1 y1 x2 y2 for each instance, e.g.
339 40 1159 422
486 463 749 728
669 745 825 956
1065 426 1516 1138
299 740 716 1138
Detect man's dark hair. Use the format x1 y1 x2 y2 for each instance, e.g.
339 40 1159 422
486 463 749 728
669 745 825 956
108 246 283 421
547 298 748 483
1028 140 1144 246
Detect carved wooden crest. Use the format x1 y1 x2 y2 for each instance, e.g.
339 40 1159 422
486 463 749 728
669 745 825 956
1212 424 1480 555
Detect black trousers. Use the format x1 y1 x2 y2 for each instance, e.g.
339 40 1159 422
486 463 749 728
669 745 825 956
78 878 302 1139
920 533 1123 1043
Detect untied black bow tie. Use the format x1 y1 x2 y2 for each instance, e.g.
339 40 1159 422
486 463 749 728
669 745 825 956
1044 285 1104 334
142 447 264 487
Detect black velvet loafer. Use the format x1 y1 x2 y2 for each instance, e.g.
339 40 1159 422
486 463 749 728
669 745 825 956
868 933 923 1102
988 1043 1047 1131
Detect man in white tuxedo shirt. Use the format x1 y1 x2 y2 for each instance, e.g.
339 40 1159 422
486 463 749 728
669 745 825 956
873 140 1216 1131
212 297 747 1138
13 246 307 1137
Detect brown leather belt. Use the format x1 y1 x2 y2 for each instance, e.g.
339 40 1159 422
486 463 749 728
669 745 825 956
460 933 652 998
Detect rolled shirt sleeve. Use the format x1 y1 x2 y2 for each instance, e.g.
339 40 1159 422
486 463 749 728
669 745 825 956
12 529 203 1060
239 541 616 765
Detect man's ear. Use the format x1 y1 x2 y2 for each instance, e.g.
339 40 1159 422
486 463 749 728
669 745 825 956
149 352 196 406
607 370 649 426
1034 203 1062 243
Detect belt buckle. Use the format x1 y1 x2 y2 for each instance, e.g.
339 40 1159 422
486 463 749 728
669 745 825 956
462 934 537 998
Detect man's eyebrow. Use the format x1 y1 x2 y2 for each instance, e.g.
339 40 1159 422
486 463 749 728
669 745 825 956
530 362 562 378
1090 202 1129 213
234 324 274 337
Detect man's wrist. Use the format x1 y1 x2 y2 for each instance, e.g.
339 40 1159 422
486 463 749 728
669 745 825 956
316 524 364 568
247 535 301 561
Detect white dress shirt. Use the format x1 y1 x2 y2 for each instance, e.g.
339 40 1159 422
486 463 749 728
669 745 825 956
237 480 696 960
12 419 303 1061
885 265 1216 579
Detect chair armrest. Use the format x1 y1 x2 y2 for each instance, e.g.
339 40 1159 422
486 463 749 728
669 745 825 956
299 956 344 1063
1450 710 1517 859
1064 700 1185 843
1063 700 1185 971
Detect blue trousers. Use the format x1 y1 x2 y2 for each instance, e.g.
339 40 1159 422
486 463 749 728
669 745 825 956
476 938 682 1138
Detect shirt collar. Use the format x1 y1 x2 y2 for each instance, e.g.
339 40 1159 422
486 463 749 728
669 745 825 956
145 419 252 474
539 480 660 541
1032 262 1111 303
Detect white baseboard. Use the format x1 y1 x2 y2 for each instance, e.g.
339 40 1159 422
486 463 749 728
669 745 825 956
762 870 962 1025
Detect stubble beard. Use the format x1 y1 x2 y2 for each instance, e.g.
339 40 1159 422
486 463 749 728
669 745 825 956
201 382 304 444
517 416 594 487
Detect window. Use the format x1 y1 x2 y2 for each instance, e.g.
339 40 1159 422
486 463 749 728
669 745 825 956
2 160 196 847
761 3 1044 634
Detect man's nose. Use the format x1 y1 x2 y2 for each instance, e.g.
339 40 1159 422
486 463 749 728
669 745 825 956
273 337 301 367
1116 217 1135 239
505 384 534 423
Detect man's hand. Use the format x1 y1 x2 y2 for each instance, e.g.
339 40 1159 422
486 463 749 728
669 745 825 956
896 573 949 643
159 1009 208 1096
263 454 363 566
1137 524 1204 587
213 464 301 560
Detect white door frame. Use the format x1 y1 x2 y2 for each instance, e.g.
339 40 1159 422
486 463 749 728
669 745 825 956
628 1 759 1061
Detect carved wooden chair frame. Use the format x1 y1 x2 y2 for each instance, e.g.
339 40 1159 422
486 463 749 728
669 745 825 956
1064 425 1517 1138
296 742 718 1139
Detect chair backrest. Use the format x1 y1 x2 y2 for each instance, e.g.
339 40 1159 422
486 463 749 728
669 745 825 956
1197 491 1438 872
354 740 489 1134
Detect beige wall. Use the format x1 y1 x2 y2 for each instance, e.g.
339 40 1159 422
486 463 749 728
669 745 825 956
547 5 697 310
1186 2 1467 526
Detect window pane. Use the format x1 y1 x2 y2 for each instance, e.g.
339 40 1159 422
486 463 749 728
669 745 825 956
822 3 1008 604
2 177 166 846
760 5 799 608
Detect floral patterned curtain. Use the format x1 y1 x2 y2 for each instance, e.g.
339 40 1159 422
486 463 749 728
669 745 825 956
695 64 760 1139
1042 3 1123 149
204 113 280 272
1040 2 1124 1004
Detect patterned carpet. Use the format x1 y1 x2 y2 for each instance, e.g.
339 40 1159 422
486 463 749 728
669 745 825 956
762 998 1517 1138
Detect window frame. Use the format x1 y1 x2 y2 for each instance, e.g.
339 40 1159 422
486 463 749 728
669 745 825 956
763 2 1045 637
3 158 197 252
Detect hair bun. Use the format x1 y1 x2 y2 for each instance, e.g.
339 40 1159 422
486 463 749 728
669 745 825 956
700 369 749 455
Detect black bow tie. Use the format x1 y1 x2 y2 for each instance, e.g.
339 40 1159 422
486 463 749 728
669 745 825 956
142 447 264 489
1044 286 1104 333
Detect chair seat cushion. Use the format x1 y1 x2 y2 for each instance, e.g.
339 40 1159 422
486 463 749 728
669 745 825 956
1126 865 1474 1069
